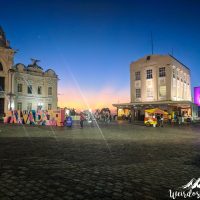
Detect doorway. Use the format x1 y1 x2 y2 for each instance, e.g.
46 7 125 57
0 98 4 118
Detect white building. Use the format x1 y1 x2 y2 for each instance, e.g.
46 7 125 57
113 54 198 120
0 26 58 119
13 60 58 111
0 26 15 118
130 54 191 103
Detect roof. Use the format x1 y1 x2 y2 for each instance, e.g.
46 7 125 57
145 108 168 115
131 54 190 71
113 100 194 108
13 61 58 78
27 59 43 71
169 54 190 71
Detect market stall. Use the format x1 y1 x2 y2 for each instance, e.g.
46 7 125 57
144 108 168 127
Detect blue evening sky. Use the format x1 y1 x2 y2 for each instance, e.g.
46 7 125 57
0 0 200 107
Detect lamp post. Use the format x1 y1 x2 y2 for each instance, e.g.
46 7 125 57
7 68 15 110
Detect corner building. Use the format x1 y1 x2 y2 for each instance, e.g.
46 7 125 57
13 61 58 111
130 54 191 103
114 54 198 120
0 26 58 118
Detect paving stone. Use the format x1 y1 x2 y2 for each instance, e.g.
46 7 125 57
76 194 84 199
1 123 200 200
7 191 15 197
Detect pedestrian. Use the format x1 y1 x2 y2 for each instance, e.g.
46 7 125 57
80 112 85 128
177 115 181 125
156 114 161 127
128 113 132 123
168 114 172 125
160 114 164 127
65 115 73 127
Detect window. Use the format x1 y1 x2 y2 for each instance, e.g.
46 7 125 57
177 71 179 80
48 104 52 110
27 85 32 94
37 105 42 110
159 86 166 97
135 89 141 98
18 83 23 92
48 87 52 95
38 86 42 95
180 72 183 82
27 103 32 110
17 102 22 110
173 69 176 78
187 75 190 85
147 88 153 97
183 74 186 83
146 56 151 61
0 77 5 91
0 98 4 115
159 67 166 77
135 71 141 80
146 69 152 79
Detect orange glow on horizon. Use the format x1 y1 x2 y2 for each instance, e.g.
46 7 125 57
58 85 130 112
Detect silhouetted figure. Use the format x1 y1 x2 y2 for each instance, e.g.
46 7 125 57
80 112 85 128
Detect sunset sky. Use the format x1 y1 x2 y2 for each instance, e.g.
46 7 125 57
1 0 200 111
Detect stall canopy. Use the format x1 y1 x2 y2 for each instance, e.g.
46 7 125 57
145 108 168 115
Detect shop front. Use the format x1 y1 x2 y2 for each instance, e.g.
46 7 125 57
113 101 198 122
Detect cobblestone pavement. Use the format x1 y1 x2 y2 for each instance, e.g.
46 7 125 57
0 122 200 200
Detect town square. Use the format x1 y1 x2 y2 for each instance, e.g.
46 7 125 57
1 122 200 200
1 0 200 199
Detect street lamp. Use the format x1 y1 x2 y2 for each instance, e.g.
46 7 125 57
7 68 15 110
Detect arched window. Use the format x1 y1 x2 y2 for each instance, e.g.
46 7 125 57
0 62 3 71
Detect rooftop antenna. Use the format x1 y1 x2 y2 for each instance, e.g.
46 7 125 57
151 32 154 55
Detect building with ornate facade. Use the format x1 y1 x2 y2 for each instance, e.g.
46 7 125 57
113 54 198 120
0 26 58 118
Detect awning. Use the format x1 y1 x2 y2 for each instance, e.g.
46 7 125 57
145 108 168 115
113 100 193 108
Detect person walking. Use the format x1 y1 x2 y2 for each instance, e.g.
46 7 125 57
160 114 164 127
156 114 161 127
168 114 172 125
80 112 85 128
128 113 132 123
177 114 181 125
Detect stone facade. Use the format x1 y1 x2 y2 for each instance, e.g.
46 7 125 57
0 26 15 117
13 61 58 111
0 26 58 117
130 54 192 103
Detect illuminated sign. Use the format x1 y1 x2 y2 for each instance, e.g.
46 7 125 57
194 87 200 106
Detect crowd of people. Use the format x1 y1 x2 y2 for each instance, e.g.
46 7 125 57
63 108 116 129
150 113 192 127
94 108 113 123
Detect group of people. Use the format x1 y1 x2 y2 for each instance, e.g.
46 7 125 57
153 113 191 127
168 113 191 125
155 114 164 127
64 109 114 129
94 109 112 123
64 112 86 128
